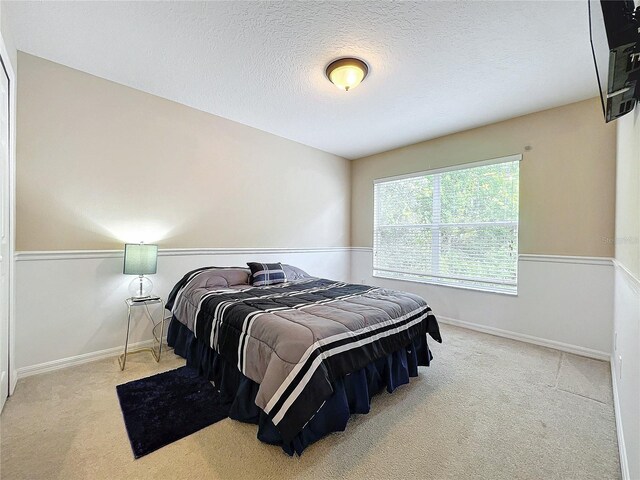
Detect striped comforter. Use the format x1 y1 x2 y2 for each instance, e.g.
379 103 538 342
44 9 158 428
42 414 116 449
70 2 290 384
167 269 441 442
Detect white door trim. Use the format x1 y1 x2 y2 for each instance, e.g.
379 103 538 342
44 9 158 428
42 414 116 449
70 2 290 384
0 32 16 400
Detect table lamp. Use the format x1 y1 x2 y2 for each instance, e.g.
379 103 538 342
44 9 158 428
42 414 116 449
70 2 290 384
123 243 158 299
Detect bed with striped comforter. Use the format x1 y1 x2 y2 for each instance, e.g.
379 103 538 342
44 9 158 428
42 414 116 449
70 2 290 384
166 268 442 443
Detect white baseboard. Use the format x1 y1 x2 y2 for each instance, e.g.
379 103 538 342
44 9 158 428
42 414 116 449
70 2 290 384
437 315 610 361
611 357 630 480
16 316 611 379
15 338 162 379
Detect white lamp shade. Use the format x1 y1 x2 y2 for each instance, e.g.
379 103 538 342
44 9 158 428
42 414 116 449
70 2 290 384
123 243 158 275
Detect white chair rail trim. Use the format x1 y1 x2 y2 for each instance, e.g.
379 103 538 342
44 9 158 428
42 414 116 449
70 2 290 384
14 247 354 261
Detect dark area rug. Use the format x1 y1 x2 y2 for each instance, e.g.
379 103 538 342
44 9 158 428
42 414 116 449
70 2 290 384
116 366 230 458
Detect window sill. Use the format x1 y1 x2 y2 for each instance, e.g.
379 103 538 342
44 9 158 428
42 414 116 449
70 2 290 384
372 273 518 297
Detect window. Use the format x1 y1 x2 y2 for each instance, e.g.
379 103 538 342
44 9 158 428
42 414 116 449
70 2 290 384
373 155 520 294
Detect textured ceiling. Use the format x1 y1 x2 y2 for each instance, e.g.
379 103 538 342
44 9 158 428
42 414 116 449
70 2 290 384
5 1 599 159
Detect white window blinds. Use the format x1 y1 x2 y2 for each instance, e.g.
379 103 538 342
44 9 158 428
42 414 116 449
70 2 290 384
373 156 520 294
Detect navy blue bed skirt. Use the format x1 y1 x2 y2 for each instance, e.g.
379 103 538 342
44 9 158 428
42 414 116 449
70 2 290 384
167 318 433 455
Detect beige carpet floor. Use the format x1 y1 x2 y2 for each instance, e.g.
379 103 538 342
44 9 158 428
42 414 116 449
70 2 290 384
0 324 620 480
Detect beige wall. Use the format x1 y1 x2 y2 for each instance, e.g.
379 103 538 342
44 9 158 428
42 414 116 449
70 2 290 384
615 107 640 277
16 52 619 257
16 53 350 250
351 98 617 257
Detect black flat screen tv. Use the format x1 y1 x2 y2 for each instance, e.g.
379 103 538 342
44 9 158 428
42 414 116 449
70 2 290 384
589 0 640 122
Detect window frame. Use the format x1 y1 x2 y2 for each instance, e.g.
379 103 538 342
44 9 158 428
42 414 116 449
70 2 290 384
372 153 522 295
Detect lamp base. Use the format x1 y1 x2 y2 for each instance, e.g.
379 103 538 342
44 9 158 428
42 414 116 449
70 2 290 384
128 275 153 299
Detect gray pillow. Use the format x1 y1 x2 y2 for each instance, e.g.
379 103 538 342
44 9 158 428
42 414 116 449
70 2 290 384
282 264 312 281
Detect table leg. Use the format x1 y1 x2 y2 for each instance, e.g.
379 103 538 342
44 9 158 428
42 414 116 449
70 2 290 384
157 300 165 362
118 304 133 370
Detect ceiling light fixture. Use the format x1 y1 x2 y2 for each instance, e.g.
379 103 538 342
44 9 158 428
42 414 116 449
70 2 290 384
325 57 369 92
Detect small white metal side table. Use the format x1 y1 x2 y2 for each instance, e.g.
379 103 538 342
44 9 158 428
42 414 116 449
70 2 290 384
119 296 166 371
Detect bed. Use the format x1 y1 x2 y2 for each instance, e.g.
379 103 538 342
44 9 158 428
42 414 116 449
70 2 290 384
166 264 442 455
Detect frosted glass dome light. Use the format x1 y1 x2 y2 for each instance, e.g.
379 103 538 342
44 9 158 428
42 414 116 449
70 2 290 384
326 58 369 92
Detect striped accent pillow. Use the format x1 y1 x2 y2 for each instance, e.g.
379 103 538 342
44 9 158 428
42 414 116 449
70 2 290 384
247 262 286 287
